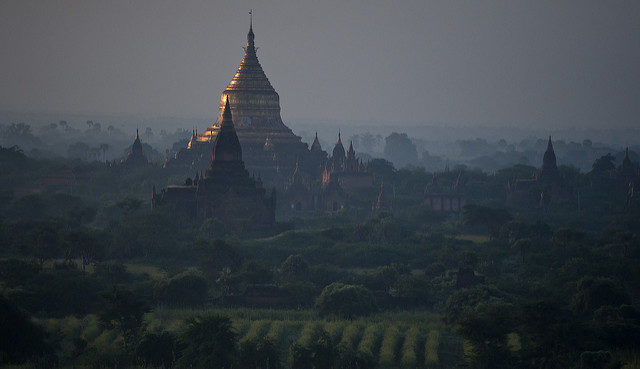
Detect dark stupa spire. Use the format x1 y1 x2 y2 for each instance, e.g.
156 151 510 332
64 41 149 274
131 129 143 156
311 132 322 152
539 136 558 181
542 136 557 170
332 131 345 160
212 96 243 162
347 141 356 159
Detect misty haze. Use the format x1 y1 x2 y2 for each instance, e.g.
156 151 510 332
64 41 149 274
1 1 639 369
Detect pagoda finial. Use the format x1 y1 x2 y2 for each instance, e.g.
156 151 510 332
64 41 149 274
247 9 255 43
546 135 553 151
135 128 139 140
221 95 233 126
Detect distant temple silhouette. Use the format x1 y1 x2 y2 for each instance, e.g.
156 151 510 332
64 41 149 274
120 130 149 168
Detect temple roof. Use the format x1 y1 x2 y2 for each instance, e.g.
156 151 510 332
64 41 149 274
347 141 356 159
311 132 322 152
224 21 275 94
332 132 346 160
542 136 557 171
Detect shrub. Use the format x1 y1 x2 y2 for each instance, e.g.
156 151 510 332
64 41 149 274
94 261 131 284
0 258 40 287
7 268 104 317
279 254 309 282
135 331 178 368
98 286 149 348
291 329 335 369
315 283 377 319
580 351 612 369
443 285 508 324
572 278 631 315
154 270 209 306
177 314 237 369
336 346 376 369
237 337 281 369
0 295 53 365
197 240 243 278
390 274 434 307
280 281 319 308
424 262 446 278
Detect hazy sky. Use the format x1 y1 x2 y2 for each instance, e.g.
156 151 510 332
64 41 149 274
1 0 638 128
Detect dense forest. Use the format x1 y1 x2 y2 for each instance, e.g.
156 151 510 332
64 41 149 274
1 136 639 369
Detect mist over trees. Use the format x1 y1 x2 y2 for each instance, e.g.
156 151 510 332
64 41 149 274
3 116 637 176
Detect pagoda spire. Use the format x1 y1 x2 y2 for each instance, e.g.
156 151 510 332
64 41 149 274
221 95 233 127
246 10 256 56
311 132 322 152
210 95 242 164
540 135 558 180
546 135 553 152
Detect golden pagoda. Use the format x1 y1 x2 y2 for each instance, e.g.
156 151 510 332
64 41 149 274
198 18 299 146
166 15 309 182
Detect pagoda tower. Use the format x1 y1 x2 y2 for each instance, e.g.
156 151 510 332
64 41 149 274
193 16 308 179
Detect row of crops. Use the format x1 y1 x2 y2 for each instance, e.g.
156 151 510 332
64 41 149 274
232 319 465 368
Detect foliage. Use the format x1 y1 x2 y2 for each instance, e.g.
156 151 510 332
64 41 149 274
98 286 149 348
316 283 378 319
0 295 53 365
176 314 237 369
135 331 179 368
154 269 209 306
279 254 310 282
237 337 282 369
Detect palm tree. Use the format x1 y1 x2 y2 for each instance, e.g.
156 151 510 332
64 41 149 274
99 143 109 162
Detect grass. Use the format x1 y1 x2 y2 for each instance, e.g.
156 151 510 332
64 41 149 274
295 321 322 347
507 332 521 352
339 323 362 349
453 234 490 243
358 324 382 357
125 263 167 280
616 350 640 369
324 321 347 343
401 326 421 367
424 330 440 366
39 307 463 368
379 325 402 367
240 320 271 343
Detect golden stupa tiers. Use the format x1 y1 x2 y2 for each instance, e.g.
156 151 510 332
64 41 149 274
197 18 301 146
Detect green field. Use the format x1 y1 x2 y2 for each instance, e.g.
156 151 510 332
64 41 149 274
146 308 464 368
38 308 465 369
